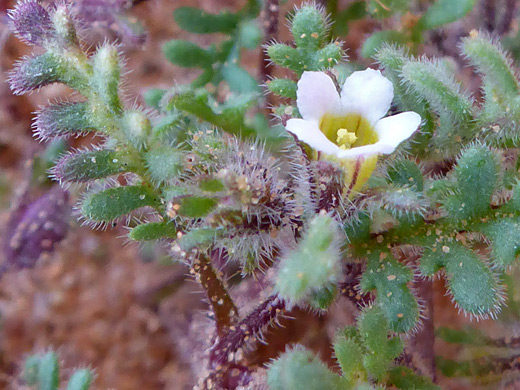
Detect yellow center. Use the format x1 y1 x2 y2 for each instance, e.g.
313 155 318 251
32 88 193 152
336 129 358 149
319 113 378 148
317 113 379 197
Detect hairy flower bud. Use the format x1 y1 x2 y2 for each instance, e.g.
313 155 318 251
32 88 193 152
3 187 70 271
8 0 55 46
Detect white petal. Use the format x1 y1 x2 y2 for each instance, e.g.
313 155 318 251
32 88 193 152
340 68 394 124
337 142 395 158
286 118 341 156
375 111 421 148
296 71 342 121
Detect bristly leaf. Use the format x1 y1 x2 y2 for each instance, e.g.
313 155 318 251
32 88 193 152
38 351 59 390
9 53 73 95
444 145 499 220
34 102 99 141
275 214 342 307
420 242 503 318
81 185 161 223
461 33 520 103
360 252 419 333
65 369 93 390
128 221 177 241
267 346 340 390
52 149 137 183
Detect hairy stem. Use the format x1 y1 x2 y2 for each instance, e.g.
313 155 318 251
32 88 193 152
192 251 239 337
209 295 285 367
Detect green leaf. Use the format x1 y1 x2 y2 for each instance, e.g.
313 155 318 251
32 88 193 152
447 145 498 219
145 146 184 184
267 78 297 99
420 0 475 29
221 63 260 93
436 326 488 346
169 89 256 137
267 346 340 390
420 243 502 317
388 366 440 390
178 228 218 251
53 149 137 183
461 34 520 105
290 5 329 50
81 185 161 223
199 177 225 192
66 369 93 390
362 30 408 59
176 196 218 218
91 44 122 113
173 7 239 34
162 40 213 68
274 215 342 306
478 217 520 268
129 221 177 241
143 88 166 110
386 159 424 191
367 0 411 18
334 1 366 35
360 252 419 332
38 351 59 390
23 355 41 386
401 59 474 124
238 20 262 49
333 335 365 382
34 102 98 140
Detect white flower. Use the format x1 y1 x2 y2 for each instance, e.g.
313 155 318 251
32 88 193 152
286 69 421 159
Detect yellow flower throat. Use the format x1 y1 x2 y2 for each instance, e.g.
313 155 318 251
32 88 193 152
317 113 379 197
319 113 378 149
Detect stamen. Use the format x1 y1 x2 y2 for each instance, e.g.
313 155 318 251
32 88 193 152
336 128 358 150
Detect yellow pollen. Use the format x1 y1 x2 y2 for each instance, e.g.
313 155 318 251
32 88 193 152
336 128 358 149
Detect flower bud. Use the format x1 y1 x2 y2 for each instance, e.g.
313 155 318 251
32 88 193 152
8 0 55 46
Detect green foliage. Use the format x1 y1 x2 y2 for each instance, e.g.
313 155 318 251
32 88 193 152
38 352 59 390
145 147 184 184
128 221 177 241
420 242 502 317
274 214 342 307
162 40 213 68
419 0 475 30
267 346 341 390
360 252 419 332
21 352 95 390
173 7 238 34
361 30 408 59
269 307 437 389
81 185 161 223
175 195 218 218
53 149 138 183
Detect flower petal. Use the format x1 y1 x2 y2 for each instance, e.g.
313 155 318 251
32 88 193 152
337 142 395 158
296 71 342 121
340 68 394 124
375 111 421 148
286 118 341 156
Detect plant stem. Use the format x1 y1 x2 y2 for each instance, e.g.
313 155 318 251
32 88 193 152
192 251 239 337
209 295 285 367
260 0 279 92
410 278 436 382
